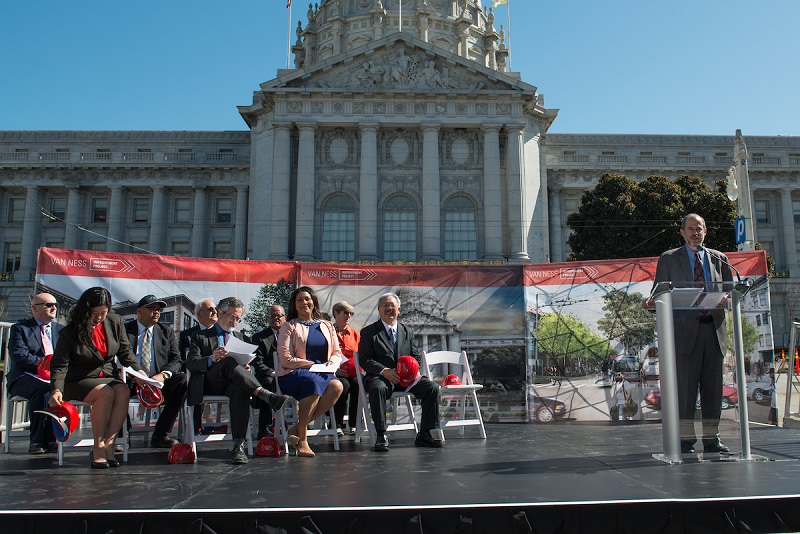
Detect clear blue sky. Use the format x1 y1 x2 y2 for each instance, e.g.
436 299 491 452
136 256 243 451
2 0 798 136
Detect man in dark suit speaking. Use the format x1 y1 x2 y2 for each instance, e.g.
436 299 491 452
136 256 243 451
358 292 442 452
648 213 734 454
8 293 63 453
125 295 188 448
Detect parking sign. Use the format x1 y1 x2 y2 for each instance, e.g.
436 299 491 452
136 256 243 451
735 216 746 244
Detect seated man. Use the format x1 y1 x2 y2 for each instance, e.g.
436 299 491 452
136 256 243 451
8 293 62 454
187 297 288 464
358 292 442 452
178 298 218 433
124 295 188 448
249 304 286 439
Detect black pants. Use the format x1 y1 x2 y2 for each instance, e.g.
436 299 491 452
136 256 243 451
333 376 357 429
201 358 259 440
677 321 724 446
365 375 439 434
9 375 55 446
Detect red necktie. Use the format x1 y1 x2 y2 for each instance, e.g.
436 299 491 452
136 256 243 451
41 324 54 355
694 252 704 286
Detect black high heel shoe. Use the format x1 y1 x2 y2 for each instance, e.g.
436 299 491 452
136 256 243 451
90 450 109 469
106 456 120 468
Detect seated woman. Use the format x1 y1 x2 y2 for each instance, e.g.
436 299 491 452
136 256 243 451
276 286 343 457
332 301 359 434
49 287 143 469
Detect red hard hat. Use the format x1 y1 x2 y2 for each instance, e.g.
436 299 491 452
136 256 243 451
168 442 196 464
37 354 53 380
35 401 80 442
256 436 282 457
442 374 462 386
138 384 165 409
396 355 420 387
339 357 358 378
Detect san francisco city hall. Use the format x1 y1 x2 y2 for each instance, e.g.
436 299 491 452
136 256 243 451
2 0 799 349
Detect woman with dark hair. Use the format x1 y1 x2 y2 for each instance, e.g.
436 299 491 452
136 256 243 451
276 286 343 457
49 287 142 469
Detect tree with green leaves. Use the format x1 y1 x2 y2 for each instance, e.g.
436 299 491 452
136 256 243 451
567 173 737 260
472 346 526 388
535 312 613 374
726 314 759 358
596 289 656 356
244 278 296 333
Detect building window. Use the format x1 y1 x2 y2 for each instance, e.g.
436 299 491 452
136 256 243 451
128 241 147 253
183 312 195 331
92 198 109 223
50 198 66 222
45 241 64 249
213 241 231 258
132 198 149 222
4 242 21 272
172 242 189 256
756 315 762 326
7 197 25 224
755 200 770 224
443 195 478 260
762 312 770 325
383 195 417 261
216 197 233 223
160 311 175 325
174 197 191 223
88 241 106 251
793 200 800 225
321 195 355 261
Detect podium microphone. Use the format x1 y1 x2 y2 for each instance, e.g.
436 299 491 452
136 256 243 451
697 243 742 283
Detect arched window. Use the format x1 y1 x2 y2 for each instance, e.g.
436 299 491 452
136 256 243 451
321 195 355 261
443 195 477 260
383 195 417 261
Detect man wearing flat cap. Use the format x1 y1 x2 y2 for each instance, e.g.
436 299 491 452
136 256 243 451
124 295 188 448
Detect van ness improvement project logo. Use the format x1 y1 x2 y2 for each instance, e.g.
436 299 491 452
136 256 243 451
89 258 135 273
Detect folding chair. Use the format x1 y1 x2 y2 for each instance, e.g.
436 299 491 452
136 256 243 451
56 400 131 466
352 352 418 446
422 350 486 439
271 353 340 452
183 370 254 458
2 392 30 453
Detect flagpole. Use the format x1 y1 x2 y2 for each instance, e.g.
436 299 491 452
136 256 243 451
286 2 292 69
399 0 402 32
506 0 512 71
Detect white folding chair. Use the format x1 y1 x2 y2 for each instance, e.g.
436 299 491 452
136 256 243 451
271 352 340 452
422 350 486 439
2 392 30 453
352 352 418 446
56 400 131 466
183 370 254 458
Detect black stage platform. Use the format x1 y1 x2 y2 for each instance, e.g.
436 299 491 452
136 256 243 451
2 420 800 534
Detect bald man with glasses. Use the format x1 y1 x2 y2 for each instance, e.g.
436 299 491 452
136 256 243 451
8 293 64 453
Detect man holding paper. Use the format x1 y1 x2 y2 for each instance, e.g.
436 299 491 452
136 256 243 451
187 296 288 464
124 295 187 448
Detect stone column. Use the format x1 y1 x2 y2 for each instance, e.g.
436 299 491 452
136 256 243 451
107 185 125 252
506 125 529 261
780 188 798 274
149 185 166 255
421 124 442 260
482 125 503 259
270 124 292 260
190 186 207 258
294 123 317 261
548 187 563 262
358 123 379 261
64 185 81 249
17 186 41 277
235 185 249 259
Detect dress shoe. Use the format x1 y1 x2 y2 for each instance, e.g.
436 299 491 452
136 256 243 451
106 456 121 468
231 439 249 465
336 427 345 437
415 431 444 448
704 440 730 454
259 390 288 412
46 442 59 453
373 433 389 452
150 434 178 448
27 443 46 455
89 450 109 469
680 442 695 454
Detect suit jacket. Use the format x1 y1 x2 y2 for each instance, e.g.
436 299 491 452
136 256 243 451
124 320 182 377
185 327 248 405
50 313 141 394
250 327 279 385
275 319 342 377
178 324 202 361
358 319 419 377
653 245 734 355
7 317 64 387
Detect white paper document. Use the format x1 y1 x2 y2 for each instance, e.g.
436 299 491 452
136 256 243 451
309 362 340 373
696 291 728 309
224 336 258 366
125 367 164 388
670 287 704 309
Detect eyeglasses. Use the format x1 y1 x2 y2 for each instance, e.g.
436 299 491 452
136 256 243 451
221 310 241 323
35 303 58 309
205 306 217 313
338 311 354 316
144 306 163 313
268 313 285 318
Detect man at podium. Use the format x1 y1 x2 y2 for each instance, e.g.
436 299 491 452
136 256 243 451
651 213 734 454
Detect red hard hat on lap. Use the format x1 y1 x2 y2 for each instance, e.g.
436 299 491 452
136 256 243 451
256 436 282 457
138 384 165 409
37 354 53 380
396 356 420 387
168 443 196 464
339 358 358 378
442 374 462 386
35 401 79 442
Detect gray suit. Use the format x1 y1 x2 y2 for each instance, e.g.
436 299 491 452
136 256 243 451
653 244 733 446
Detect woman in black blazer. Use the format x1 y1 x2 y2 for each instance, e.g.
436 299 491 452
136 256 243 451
49 287 142 469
